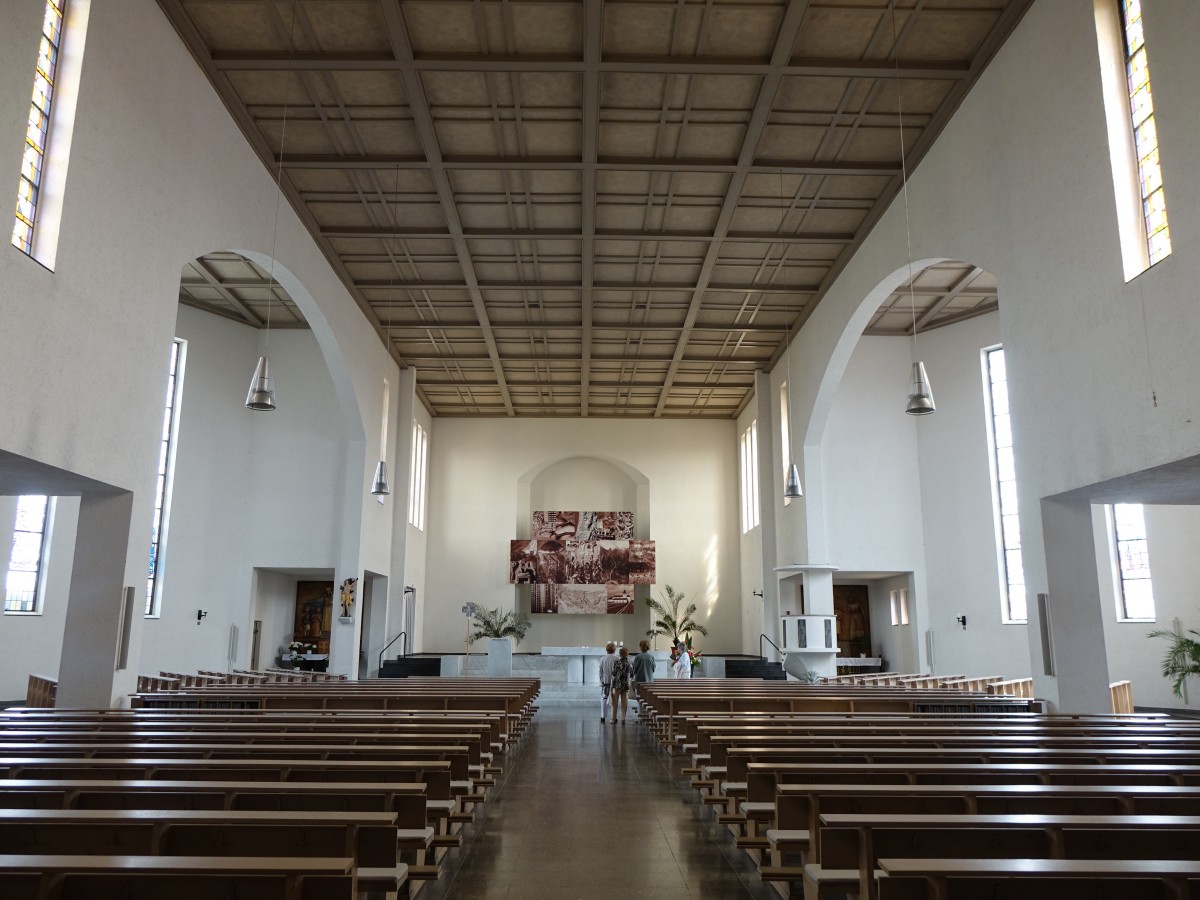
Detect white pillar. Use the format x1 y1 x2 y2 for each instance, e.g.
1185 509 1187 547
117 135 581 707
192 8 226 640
58 491 139 707
1040 496 1112 712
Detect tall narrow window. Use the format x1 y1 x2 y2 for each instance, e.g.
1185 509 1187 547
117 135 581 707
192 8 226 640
1112 503 1155 620
1120 0 1171 265
5 496 50 613
12 0 66 255
408 422 428 531
889 589 909 626
146 339 184 616
739 420 759 533
983 346 1026 623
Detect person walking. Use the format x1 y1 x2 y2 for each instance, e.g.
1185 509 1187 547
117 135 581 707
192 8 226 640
610 646 634 723
631 638 656 711
598 642 618 723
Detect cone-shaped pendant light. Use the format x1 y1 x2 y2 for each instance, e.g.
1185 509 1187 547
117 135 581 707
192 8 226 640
905 361 935 415
784 463 803 499
371 460 391 496
891 8 936 418
245 356 276 411
779 169 803 501
245 0 297 412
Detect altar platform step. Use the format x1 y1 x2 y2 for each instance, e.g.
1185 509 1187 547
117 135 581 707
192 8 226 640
530 682 598 705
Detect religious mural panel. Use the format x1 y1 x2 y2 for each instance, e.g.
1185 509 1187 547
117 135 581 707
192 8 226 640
513 511 654 613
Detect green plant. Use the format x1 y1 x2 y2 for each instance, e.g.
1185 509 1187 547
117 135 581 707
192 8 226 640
646 585 709 643
470 607 532 646
1148 622 1200 698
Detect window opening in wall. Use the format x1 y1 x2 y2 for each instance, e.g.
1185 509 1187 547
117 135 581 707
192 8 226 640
146 339 185 616
1120 0 1171 266
889 589 909 626
983 346 1026 623
779 382 792 506
1112 502 1155 620
739 420 760 533
5 496 50 613
408 422 428 531
11 0 66 255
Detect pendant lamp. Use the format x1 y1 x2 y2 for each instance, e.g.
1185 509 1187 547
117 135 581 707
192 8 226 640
892 8 936 417
371 460 391 496
370 164 401 497
780 170 803 499
245 0 299 412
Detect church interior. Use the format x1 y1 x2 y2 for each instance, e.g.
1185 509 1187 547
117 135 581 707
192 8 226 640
3 0 1200 895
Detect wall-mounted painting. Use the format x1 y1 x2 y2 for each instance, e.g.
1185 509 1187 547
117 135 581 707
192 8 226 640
514 512 653 614
293 581 333 653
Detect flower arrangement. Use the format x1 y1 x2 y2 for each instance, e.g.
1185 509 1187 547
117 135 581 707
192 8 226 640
287 641 316 662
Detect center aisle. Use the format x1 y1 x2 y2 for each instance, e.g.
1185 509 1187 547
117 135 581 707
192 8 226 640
423 704 778 900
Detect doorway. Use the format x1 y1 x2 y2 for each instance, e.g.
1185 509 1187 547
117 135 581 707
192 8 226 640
833 584 871 657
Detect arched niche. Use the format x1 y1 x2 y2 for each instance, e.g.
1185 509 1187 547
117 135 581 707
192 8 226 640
515 455 652 650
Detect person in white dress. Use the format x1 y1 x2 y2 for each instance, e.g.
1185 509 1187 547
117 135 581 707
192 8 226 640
671 639 692 679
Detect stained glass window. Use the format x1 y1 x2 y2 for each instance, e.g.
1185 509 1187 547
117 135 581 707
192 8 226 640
11 0 66 255
146 339 184 615
984 347 1025 623
5 496 49 613
1120 0 1171 265
1112 503 1154 620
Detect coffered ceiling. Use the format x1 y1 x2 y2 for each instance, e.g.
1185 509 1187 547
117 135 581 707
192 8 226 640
161 0 1028 418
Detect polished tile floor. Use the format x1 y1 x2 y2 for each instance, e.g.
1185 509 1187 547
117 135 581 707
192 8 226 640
423 704 778 900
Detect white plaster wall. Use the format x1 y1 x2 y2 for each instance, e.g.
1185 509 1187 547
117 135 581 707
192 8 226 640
422 418 740 655
1097 504 1200 711
912 314 1031 678
821 336 925 570
136 308 345 676
0 498 78 700
779 0 1200 709
0 1 401 695
867 575 917 673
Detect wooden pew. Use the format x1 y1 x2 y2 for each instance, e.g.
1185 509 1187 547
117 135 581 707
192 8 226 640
817 812 1200 900
876 857 1200 900
0 853 357 899
0 808 407 897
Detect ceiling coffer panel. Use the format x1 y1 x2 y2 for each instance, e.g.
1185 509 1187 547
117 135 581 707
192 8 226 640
161 0 1032 418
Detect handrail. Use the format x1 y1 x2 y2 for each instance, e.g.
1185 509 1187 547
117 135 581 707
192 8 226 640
378 631 407 672
759 633 783 662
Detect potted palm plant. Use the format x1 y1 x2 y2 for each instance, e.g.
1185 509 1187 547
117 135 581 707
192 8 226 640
469 607 532 646
645 585 709 659
1148 620 1200 698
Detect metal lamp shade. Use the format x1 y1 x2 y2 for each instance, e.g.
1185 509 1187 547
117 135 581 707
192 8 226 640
784 462 803 499
371 460 391 496
905 361 936 416
245 356 276 411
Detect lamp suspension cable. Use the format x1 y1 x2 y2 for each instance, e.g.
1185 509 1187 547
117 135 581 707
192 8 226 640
891 4 935 416
371 165 400 497
246 0 300 412
780 168 803 499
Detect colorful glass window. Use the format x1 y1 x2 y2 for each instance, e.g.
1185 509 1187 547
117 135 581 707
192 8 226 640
12 0 66 255
1120 0 1171 265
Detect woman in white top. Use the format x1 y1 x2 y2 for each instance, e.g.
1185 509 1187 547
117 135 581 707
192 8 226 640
599 642 618 722
671 639 692 679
